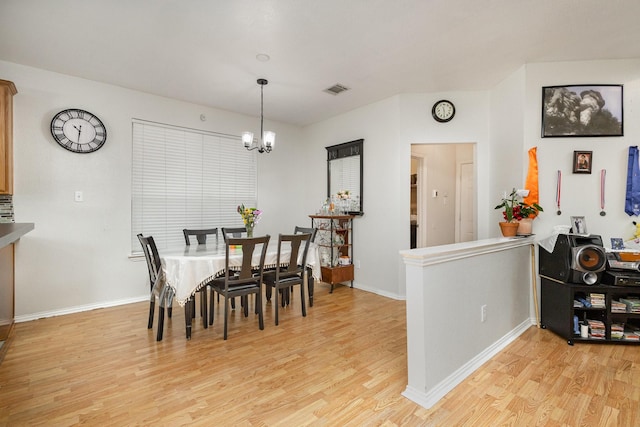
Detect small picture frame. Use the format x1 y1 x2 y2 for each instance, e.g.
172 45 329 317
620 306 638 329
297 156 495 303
570 216 588 235
573 151 592 174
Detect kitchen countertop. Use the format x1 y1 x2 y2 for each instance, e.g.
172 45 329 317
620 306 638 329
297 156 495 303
0 223 35 248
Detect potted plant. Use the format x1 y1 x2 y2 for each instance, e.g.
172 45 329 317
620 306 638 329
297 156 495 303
495 188 543 236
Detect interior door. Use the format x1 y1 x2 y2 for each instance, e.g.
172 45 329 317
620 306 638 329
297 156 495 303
457 162 475 242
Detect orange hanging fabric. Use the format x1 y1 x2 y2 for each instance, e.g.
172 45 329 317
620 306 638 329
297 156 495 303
524 147 539 211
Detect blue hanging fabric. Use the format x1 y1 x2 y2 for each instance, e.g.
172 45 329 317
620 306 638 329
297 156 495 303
625 146 640 216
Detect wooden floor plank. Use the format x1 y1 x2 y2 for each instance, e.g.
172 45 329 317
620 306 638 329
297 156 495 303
2 283 640 425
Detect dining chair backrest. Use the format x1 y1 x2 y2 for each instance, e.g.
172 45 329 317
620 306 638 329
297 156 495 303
224 235 271 286
294 226 317 242
137 233 174 340
222 227 248 242
276 233 311 280
183 228 218 245
137 233 161 291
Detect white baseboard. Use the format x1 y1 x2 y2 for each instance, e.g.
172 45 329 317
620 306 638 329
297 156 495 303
402 317 533 409
15 282 410 323
348 282 406 301
15 295 149 323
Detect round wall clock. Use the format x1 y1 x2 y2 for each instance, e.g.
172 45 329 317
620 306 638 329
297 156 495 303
50 108 107 153
431 100 455 123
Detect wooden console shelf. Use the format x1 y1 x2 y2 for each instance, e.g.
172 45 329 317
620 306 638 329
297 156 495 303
310 214 354 292
320 264 354 285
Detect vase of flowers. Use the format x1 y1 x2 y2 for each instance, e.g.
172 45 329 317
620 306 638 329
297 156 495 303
237 204 262 237
494 188 543 237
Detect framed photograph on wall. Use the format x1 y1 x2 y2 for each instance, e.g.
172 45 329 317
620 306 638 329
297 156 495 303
542 84 623 137
573 150 592 174
570 216 588 235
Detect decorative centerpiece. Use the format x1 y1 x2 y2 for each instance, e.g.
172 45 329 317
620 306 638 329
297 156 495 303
237 204 262 237
334 190 351 213
494 188 543 237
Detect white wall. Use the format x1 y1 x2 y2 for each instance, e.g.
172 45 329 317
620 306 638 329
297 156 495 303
304 92 491 299
402 238 532 408
488 65 527 231
302 58 640 302
400 92 492 239
0 60 305 318
303 96 403 298
5 57 639 317
523 59 640 245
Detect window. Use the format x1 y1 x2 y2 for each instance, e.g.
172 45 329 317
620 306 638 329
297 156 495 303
131 120 257 252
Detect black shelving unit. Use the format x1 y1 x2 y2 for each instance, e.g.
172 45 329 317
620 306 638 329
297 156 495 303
540 275 640 345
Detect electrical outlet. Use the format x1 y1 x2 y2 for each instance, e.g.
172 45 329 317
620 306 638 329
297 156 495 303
74 191 83 202
481 305 487 322
355 259 361 269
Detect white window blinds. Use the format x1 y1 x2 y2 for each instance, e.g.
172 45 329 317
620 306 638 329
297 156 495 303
131 120 257 252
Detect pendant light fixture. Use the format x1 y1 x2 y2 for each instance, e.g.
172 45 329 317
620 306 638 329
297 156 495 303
242 78 275 153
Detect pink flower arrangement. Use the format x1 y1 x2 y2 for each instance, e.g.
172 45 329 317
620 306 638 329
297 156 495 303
495 188 543 222
237 204 262 227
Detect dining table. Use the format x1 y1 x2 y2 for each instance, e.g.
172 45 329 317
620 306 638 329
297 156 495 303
159 238 321 339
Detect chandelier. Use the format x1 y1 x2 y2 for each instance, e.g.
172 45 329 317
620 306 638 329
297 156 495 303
242 78 275 153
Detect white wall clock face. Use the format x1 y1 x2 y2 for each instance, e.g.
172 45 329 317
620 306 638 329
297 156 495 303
432 100 455 123
50 108 107 153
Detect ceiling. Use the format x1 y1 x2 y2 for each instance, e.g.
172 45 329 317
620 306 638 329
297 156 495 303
1 0 639 126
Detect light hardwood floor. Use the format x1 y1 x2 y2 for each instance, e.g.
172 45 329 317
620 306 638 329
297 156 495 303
1 283 640 426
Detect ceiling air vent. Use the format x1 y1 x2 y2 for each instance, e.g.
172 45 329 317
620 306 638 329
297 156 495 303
323 83 350 96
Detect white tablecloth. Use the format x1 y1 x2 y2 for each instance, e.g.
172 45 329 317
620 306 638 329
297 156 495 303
161 240 321 305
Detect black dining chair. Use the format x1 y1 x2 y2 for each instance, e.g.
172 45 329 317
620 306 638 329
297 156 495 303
221 227 248 242
182 228 219 328
265 226 316 304
263 233 312 325
295 226 317 307
294 226 317 242
137 233 174 341
217 227 251 311
208 235 270 339
183 228 218 245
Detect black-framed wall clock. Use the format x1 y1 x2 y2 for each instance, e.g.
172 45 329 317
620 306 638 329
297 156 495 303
431 99 455 123
50 108 107 153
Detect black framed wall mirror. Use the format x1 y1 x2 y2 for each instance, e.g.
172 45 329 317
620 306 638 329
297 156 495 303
327 139 363 215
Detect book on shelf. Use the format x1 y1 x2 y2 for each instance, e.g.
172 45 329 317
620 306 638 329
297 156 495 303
620 298 640 313
587 318 605 339
611 323 625 340
611 300 627 313
587 319 605 328
588 293 606 308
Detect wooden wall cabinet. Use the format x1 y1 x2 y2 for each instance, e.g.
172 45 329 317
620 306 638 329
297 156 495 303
310 214 354 292
0 80 17 195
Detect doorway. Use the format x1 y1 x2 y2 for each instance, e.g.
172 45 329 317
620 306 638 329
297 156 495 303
410 156 421 248
410 143 476 247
